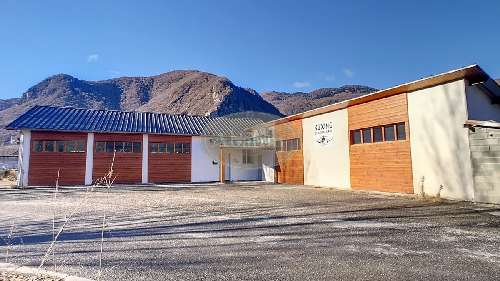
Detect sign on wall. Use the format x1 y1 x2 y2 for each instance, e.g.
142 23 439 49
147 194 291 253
314 121 333 146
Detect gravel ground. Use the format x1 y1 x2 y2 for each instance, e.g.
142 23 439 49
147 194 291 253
0 271 62 281
0 183 499 281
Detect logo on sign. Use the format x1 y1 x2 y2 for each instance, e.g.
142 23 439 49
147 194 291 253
314 121 333 146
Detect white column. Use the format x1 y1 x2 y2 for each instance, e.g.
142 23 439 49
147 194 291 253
18 130 31 187
84 133 94 185
142 134 148 184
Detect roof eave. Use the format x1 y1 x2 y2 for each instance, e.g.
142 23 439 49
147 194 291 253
262 64 489 127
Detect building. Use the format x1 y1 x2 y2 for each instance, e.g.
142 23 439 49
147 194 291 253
6 106 275 186
6 65 500 204
268 64 500 204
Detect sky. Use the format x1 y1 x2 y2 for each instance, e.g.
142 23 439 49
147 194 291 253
0 0 499 99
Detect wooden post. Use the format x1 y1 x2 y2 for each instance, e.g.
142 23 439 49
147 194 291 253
219 147 225 183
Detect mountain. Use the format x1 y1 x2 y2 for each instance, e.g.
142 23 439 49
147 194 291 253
261 85 377 115
0 70 283 144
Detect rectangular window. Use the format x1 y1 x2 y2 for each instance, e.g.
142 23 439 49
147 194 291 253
373 127 383 142
56 141 65 152
133 142 142 153
362 128 372 143
106 142 115 153
275 140 282 151
76 140 85 152
124 142 133 153
33 141 43 152
167 143 174 153
96 141 106 152
243 149 255 164
397 122 406 140
114 141 124 152
183 143 191 154
175 143 183 154
351 130 362 144
44 141 55 152
159 143 167 153
384 125 395 141
286 139 296 151
150 143 159 153
65 141 76 152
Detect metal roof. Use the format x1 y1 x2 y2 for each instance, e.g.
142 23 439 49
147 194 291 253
6 106 264 137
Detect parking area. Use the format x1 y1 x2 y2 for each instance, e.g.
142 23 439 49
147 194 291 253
0 183 500 280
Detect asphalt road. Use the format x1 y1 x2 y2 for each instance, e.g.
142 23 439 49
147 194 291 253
1 183 499 280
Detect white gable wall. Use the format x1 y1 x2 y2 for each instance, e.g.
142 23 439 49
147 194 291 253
407 79 474 201
302 108 351 189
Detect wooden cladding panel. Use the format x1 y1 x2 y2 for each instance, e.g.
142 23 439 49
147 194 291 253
348 94 409 129
93 133 142 184
274 119 304 184
348 93 413 193
148 135 191 183
29 131 87 186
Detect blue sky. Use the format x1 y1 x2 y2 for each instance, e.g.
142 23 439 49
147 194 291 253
0 0 499 99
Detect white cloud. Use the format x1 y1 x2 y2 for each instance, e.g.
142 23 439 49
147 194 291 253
109 70 121 76
324 73 336 82
292 81 311 88
343 68 354 78
87 54 99 63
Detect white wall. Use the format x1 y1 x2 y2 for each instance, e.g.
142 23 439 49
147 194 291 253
84 133 94 185
191 136 220 182
465 83 500 122
261 150 275 182
302 109 351 189
142 134 149 184
18 130 31 187
408 79 475 201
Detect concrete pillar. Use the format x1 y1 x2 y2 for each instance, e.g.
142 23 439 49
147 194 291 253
84 133 94 185
142 134 149 184
18 130 31 187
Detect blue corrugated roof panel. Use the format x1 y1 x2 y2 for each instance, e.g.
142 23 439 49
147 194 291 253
6 106 264 137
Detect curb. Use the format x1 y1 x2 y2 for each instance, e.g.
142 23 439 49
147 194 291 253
0 262 93 281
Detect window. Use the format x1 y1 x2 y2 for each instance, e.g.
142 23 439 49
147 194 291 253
150 143 159 153
373 127 383 142
65 141 76 152
175 143 191 154
362 128 372 143
351 122 406 145
182 143 191 154
159 143 167 153
167 143 174 153
114 141 124 152
150 142 189 154
396 122 406 140
44 141 55 152
33 140 85 153
124 142 133 152
96 141 141 153
286 138 300 151
384 125 395 141
275 140 282 151
175 143 183 154
96 142 106 152
106 142 115 153
34 141 43 152
133 142 142 153
56 141 65 152
351 130 362 144
243 149 255 164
